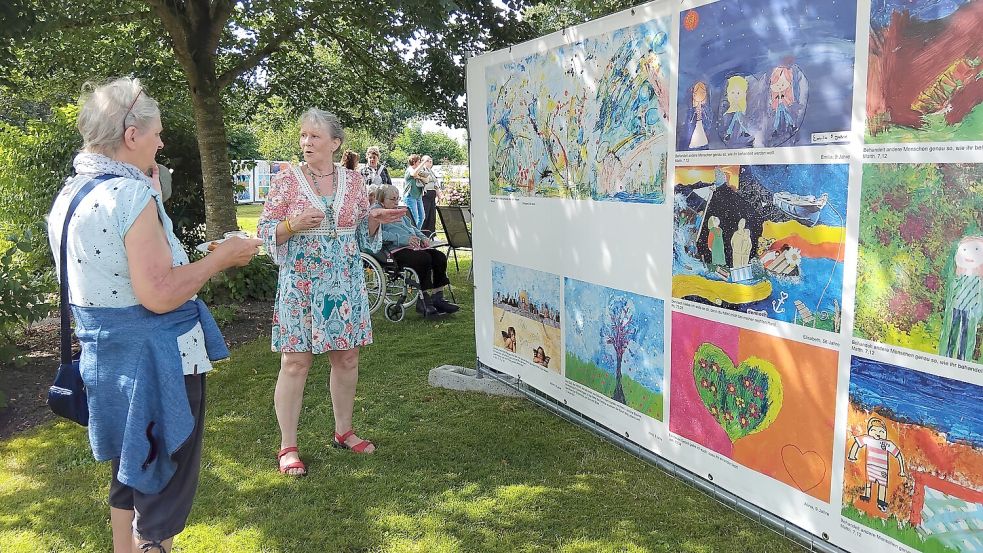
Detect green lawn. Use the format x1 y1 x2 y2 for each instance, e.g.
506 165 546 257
0 214 805 551
565 354 664 421
237 203 263 236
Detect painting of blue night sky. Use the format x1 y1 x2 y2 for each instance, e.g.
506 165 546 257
870 0 972 29
850 357 983 448
677 0 857 150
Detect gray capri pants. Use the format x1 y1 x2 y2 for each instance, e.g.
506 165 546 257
108 374 206 542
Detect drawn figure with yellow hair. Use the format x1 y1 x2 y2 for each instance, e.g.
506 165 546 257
723 75 751 142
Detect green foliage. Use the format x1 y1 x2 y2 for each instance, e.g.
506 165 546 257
867 105 983 144
854 163 983 359
0 232 54 366
564 354 663 421
251 97 301 162
388 122 467 169
200 256 278 304
0 105 80 271
523 0 638 34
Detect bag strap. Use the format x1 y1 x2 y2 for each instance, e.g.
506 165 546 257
59 174 116 365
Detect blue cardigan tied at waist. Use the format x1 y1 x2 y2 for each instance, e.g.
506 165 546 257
73 299 228 494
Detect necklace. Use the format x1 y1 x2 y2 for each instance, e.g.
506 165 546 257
307 164 336 196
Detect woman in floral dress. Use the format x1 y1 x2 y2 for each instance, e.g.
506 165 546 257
258 109 405 475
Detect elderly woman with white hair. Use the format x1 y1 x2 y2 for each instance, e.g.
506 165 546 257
47 77 261 552
257 109 405 475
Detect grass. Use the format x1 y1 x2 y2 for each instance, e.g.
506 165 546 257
237 203 263 236
865 105 983 144
565 354 664 421
841 505 954 553
0 211 806 552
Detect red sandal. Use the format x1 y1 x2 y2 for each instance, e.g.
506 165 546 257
276 446 307 476
333 429 375 454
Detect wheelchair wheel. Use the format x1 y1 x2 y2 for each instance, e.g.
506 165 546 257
400 267 421 308
361 252 385 314
385 302 405 322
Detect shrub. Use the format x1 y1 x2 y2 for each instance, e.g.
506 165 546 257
0 231 55 366
200 255 278 304
443 181 471 207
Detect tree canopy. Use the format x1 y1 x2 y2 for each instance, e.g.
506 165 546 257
1 0 536 238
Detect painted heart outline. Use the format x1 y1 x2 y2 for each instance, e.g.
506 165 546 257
692 343 783 442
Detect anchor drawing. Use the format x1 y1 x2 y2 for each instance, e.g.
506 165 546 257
772 291 789 314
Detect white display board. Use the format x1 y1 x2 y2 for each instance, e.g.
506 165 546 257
468 1 983 552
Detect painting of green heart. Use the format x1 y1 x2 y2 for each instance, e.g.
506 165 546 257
670 311 838 502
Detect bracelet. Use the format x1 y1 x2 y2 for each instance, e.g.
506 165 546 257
284 219 294 235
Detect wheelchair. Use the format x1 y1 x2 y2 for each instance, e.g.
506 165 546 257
361 249 421 322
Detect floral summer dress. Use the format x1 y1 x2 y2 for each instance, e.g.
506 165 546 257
258 164 381 353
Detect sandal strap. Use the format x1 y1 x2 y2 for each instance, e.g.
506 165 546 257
279 460 306 473
334 429 355 442
350 439 374 453
277 446 299 459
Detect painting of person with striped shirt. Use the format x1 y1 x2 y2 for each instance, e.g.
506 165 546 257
940 235 983 362
848 417 907 513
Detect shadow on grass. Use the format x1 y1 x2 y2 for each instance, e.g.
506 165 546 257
0 261 805 552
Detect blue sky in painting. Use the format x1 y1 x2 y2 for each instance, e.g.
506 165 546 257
564 278 664 392
850 357 983 449
677 0 857 146
870 0 972 29
491 261 561 310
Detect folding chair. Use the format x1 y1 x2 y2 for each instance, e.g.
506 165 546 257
436 205 473 278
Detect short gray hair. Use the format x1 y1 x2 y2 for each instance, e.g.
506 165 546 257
78 77 160 156
299 108 345 143
366 146 381 156
379 184 400 202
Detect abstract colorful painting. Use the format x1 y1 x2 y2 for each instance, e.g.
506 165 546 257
564 278 664 421
855 163 983 364
673 164 848 330
492 262 562 372
670 312 837 501
843 357 983 552
866 0 983 143
486 18 670 202
676 0 857 151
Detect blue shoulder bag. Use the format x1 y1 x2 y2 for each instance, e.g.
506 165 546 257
47 174 115 426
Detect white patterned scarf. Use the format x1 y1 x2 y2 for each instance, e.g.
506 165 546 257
72 152 152 185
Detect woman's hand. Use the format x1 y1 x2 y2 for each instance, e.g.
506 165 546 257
213 237 263 268
290 208 325 231
149 164 162 194
408 236 421 249
420 237 431 248
369 207 407 225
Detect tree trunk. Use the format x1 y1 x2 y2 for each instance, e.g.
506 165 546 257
190 83 238 240
612 356 626 404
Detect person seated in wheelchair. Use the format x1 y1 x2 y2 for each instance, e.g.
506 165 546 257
375 184 459 317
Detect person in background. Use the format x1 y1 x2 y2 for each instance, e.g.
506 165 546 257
375 183 459 317
403 154 426 228
419 155 441 237
341 149 359 171
360 146 391 187
257 109 405 474
47 77 261 553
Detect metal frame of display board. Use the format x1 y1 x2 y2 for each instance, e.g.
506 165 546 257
474 359 848 553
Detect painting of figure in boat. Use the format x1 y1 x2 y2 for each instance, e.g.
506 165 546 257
564 278 665 421
670 312 838 502
843 357 983 553
676 0 857 151
486 18 671 202
855 163 983 364
672 164 848 330
866 0 983 143
492 261 562 372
